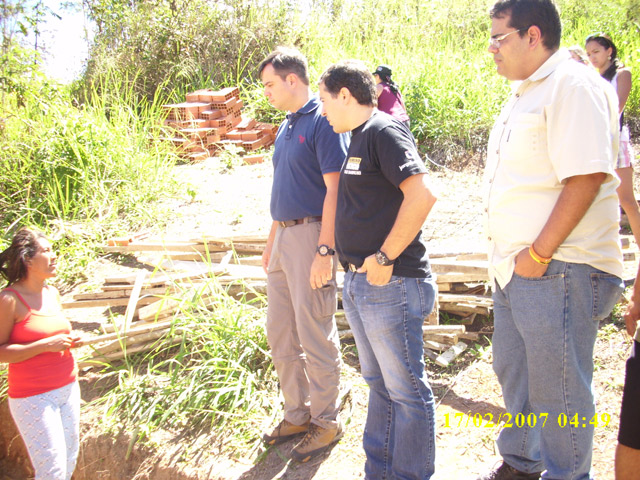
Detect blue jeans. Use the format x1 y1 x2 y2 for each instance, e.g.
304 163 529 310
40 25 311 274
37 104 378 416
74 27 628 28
343 271 437 480
492 261 623 480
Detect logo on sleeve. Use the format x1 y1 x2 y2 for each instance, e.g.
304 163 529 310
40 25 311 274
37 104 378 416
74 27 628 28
399 149 420 171
344 156 362 175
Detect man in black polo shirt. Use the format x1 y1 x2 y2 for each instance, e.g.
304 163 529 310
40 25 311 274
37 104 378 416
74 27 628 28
319 60 438 480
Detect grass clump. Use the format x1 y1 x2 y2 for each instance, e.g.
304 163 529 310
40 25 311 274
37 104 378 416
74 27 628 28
88 278 275 449
0 59 182 284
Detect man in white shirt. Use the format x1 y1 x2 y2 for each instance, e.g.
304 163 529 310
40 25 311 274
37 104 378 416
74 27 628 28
479 1 624 479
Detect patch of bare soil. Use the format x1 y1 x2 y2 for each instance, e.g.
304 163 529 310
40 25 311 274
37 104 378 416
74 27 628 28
1 156 633 480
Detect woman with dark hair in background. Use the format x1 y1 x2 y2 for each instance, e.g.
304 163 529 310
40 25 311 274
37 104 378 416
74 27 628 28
373 65 411 128
586 34 640 246
0 228 81 480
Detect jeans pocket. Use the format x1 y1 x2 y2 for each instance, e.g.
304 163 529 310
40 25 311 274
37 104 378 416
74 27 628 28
590 273 624 321
511 272 565 282
418 279 437 319
312 281 337 318
365 275 402 288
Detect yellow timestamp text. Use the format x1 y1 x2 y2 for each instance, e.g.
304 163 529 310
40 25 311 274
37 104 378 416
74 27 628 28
442 412 611 429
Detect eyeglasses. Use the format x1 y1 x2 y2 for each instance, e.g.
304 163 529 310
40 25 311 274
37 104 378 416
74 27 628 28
489 29 523 49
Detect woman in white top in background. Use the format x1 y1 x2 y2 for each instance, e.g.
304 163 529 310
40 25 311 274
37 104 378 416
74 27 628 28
586 34 640 245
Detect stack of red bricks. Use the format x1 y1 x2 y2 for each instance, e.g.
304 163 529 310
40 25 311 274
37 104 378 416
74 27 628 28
162 87 277 162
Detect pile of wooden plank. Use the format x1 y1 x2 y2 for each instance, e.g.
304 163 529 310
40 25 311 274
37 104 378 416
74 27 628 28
67 235 501 368
74 233 638 369
99 234 494 322
162 87 277 162
70 264 474 369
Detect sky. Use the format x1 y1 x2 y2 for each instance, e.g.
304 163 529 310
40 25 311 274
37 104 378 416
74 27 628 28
33 0 92 83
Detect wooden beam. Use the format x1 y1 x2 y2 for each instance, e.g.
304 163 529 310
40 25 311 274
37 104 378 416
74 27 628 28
422 325 465 334
79 337 183 368
436 272 489 283
123 271 146 332
424 339 451 351
76 319 175 347
62 296 160 309
431 260 488 275
423 332 458 345
73 286 171 300
92 328 181 356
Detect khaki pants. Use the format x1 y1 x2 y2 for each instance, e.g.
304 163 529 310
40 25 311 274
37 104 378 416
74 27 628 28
266 221 341 429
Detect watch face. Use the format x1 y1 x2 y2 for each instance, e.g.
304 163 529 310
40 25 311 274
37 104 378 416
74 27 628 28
318 245 328 255
376 250 390 265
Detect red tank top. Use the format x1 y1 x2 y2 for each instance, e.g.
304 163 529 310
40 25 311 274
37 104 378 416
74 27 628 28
5 287 77 398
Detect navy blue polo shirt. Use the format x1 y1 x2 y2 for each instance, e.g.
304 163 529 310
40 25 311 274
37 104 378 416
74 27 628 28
270 96 349 222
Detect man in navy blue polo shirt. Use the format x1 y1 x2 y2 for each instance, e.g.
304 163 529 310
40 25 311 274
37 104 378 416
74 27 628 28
258 47 349 462
319 60 438 480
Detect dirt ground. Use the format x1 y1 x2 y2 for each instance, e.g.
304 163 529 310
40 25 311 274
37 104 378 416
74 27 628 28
0 156 635 480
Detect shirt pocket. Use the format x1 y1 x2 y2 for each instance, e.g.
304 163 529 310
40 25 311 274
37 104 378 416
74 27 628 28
502 113 547 172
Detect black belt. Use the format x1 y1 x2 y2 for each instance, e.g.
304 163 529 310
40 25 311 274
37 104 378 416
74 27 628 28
278 215 322 228
342 262 360 272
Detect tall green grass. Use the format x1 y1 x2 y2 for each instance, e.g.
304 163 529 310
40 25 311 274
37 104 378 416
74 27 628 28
296 0 640 160
88 276 275 447
0 63 182 283
80 0 640 166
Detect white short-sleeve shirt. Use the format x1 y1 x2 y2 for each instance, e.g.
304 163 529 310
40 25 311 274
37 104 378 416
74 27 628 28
484 49 623 289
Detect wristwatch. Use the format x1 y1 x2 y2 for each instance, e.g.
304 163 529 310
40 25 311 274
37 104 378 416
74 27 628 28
317 244 336 256
375 249 395 266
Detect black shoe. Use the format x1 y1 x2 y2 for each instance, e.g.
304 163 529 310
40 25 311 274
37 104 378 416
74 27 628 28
476 461 542 480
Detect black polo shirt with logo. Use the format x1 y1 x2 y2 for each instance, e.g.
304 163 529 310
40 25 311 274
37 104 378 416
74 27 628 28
335 111 431 278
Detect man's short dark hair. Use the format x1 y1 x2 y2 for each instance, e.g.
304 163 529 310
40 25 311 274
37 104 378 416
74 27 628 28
490 0 561 51
319 61 377 107
258 47 310 85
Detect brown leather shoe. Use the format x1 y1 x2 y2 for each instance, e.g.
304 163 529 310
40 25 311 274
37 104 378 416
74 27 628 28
262 419 310 445
291 422 343 463
476 461 542 480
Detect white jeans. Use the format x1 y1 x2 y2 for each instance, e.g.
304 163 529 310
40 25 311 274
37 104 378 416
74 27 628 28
8 380 80 480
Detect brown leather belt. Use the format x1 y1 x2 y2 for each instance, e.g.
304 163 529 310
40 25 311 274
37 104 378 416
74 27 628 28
279 215 322 228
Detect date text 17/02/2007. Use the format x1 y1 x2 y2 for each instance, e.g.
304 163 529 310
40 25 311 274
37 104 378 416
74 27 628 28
442 412 611 429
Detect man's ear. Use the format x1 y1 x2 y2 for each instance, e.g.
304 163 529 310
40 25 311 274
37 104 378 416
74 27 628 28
339 87 351 103
527 25 543 49
285 73 297 87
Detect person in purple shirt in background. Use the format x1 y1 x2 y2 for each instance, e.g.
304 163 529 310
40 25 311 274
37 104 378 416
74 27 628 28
373 64 411 128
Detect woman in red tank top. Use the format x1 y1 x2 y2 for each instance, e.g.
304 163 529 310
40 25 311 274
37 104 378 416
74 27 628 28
0 227 82 480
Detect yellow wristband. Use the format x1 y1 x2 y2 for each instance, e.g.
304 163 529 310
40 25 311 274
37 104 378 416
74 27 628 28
529 245 552 265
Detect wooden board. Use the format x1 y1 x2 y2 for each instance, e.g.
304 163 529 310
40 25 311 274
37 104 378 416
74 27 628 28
431 260 488 275
123 271 146 332
423 332 458 345
73 286 171 300
62 296 160 309
436 272 489 284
